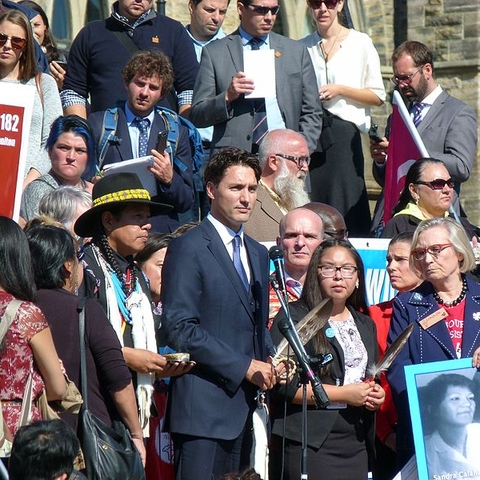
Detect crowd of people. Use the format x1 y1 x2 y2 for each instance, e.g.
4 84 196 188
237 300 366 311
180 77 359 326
0 0 479 479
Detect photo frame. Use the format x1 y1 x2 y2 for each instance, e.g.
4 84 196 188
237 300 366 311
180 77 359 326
405 358 480 480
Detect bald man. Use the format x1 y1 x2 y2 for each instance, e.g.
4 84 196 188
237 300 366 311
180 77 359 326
268 207 324 328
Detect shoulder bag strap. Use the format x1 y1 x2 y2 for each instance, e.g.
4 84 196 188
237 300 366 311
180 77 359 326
112 30 140 55
78 297 88 408
0 299 22 343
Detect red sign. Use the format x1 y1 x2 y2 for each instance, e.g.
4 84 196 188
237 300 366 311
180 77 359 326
0 104 25 218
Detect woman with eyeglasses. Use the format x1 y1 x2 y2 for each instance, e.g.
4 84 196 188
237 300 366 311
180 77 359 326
270 239 385 480
301 0 386 237
381 158 477 239
20 115 95 223
387 217 480 469
0 10 62 188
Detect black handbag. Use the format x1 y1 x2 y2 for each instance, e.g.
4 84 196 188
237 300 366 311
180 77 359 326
77 299 146 480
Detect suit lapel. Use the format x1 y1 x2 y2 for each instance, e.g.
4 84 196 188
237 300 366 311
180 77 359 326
257 185 284 224
117 108 134 159
202 221 255 320
226 31 244 73
147 112 166 153
417 91 448 134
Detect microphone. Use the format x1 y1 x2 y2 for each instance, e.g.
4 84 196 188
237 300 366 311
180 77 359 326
278 317 330 408
269 246 287 294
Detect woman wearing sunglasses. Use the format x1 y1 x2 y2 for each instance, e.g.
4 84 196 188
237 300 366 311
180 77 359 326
0 10 62 188
301 0 385 237
381 158 477 239
387 217 480 468
270 239 385 480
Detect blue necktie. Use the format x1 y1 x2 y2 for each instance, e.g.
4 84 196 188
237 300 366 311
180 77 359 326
233 235 249 291
249 38 268 146
135 117 150 156
411 102 428 127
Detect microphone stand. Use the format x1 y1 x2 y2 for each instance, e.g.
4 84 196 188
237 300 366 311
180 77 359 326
270 275 313 480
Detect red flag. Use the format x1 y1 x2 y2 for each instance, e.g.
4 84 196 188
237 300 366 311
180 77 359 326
383 91 428 224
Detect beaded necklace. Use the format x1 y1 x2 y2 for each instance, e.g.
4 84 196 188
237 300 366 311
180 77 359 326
433 276 468 307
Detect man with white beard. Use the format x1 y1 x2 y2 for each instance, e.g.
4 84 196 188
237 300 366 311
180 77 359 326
244 129 310 242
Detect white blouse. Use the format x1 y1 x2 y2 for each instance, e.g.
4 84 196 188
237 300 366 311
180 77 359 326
301 29 386 133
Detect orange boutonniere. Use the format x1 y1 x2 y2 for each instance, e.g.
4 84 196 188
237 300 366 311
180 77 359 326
152 36 159 44
275 51 282 58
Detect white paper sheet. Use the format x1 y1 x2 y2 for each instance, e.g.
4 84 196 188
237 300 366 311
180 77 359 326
243 49 276 98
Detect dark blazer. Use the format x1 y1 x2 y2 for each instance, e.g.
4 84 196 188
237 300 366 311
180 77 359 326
270 300 378 451
387 277 480 460
190 30 322 154
244 183 284 242
88 107 194 233
160 218 274 440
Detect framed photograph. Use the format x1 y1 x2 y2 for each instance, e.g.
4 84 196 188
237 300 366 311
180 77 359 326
405 358 480 480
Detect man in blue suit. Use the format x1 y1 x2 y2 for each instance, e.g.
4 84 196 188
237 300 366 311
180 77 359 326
89 51 194 233
161 147 277 480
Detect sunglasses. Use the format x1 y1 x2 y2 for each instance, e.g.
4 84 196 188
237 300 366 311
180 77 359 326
308 0 340 9
247 4 280 15
414 178 455 190
0 32 27 50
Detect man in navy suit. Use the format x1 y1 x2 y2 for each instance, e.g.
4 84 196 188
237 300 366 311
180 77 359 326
89 50 194 233
161 147 277 480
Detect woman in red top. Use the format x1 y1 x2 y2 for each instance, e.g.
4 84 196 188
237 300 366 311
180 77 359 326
0 217 65 436
368 232 422 480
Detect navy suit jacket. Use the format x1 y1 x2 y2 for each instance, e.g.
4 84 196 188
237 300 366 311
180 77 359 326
160 218 273 440
89 107 194 233
387 277 480 456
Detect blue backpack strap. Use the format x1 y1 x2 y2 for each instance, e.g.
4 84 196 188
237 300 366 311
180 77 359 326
97 108 120 169
155 106 204 175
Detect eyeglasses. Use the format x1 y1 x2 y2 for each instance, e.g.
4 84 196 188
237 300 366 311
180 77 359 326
307 0 339 9
324 229 348 240
414 178 455 190
390 66 424 87
318 265 358 278
276 153 311 168
411 243 453 261
0 33 27 50
246 4 280 15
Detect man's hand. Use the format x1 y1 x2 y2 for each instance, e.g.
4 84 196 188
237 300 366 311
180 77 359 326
150 149 174 185
370 138 389 165
225 72 255 104
123 347 167 374
156 361 196 379
245 359 276 390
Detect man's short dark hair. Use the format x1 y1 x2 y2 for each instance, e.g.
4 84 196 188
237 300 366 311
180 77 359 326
204 147 262 186
392 40 435 73
121 50 174 98
9 420 80 480
191 0 231 5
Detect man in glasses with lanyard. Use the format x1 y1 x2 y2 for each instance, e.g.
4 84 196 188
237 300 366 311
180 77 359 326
371 40 477 236
190 0 322 157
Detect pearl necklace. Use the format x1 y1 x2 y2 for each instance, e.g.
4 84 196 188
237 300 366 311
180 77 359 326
433 276 468 307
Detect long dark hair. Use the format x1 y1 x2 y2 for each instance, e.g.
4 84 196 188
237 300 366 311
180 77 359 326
0 217 36 301
301 239 368 364
26 224 76 289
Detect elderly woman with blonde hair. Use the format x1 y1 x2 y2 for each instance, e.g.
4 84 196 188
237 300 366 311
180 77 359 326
387 217 479 468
